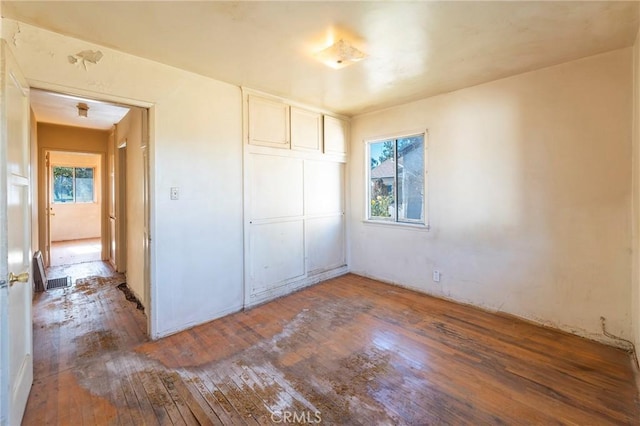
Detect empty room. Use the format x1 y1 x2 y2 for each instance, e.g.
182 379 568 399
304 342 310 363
1 1 640 424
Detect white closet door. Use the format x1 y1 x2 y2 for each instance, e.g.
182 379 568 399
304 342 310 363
291 107 322 152
306 216 345 274
248 220 305 294
323 115 348 155
248 96 290 148
248 154 305 294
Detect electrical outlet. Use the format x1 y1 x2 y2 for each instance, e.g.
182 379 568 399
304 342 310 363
433 270 441 283
170 187 179 200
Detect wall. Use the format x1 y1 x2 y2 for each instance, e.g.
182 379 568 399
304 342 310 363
115 108 145 308
633 29 640 350
49 151 101 241
37 123 108 261
350 48 633 345
3 19 243 338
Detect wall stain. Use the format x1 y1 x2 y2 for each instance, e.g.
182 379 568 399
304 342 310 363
68 49 104 70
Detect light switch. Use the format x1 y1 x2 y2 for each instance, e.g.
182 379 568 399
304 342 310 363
170 187 179 200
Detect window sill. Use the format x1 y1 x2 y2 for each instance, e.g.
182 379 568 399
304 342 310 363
362 219 430 231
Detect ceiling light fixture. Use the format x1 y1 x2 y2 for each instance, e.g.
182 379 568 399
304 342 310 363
315 39 366 70
77 102 89 118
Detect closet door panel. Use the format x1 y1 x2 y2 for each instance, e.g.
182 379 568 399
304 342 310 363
248 95 289 148
306 216 345 273
291 107 322 152
250 154 303 220
249 220 305 293
304 160 344 216
324 115 347 155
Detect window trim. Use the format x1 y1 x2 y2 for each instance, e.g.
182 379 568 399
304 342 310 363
52 165 96 204
364 130 429 229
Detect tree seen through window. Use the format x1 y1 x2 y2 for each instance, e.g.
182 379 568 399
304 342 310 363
369 134 424 223
53 166 94 203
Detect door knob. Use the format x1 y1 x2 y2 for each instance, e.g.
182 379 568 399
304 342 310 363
9 272 29 286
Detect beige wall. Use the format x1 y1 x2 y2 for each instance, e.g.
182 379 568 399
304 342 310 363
37 123 108 261
49 151 101 241
350 48 633 345
115 108 145 308
37 123 108 153
633 29 640 349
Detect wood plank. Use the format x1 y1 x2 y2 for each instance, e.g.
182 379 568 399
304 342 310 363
157 371 200 425
186 366 252 425
118 352 162 426
167 370 221 426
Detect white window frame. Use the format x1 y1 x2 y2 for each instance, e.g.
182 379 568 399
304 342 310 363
52 165 96 204
365 130 429 229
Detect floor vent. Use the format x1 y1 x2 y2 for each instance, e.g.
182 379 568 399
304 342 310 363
47 277 71 290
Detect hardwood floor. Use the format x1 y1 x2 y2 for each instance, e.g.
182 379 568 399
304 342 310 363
24 272 639 425
50 238 102 266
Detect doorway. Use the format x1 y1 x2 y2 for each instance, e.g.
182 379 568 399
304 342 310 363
47 150 104 266
31 89 151 332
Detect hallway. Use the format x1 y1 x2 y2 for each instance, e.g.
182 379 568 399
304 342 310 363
26 261 148 424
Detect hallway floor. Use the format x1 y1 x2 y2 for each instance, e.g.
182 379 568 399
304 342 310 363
50 238 102 266
23 272 640 424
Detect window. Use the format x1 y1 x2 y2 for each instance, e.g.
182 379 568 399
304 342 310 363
53 166 95 203
368 133 425 224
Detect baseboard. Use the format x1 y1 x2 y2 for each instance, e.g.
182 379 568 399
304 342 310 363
246 265 349 308
152 303 244 339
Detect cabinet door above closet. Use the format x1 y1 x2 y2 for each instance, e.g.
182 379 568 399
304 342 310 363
324 115 348 155
248 95 290 148
291 107 322 152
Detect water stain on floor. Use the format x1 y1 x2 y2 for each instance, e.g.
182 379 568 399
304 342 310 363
75 329 119 359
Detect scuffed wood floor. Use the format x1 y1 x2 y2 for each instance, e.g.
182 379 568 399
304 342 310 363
24 267 640 424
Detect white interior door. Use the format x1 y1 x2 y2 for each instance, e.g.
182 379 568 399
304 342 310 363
0 41 33 426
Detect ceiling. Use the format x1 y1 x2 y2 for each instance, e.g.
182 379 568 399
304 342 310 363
30 89 130 130
4 1 639 119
